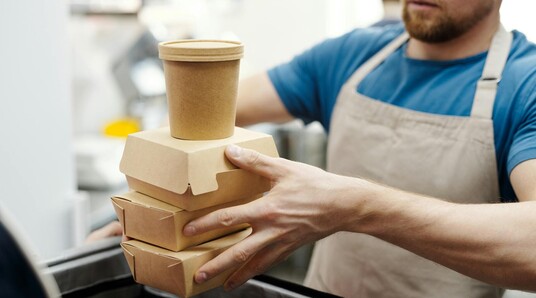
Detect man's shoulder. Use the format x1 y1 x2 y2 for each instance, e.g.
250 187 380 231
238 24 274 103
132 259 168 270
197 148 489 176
505 31 536 84
336 22 405 53
308 22 405 70
497 31 536 126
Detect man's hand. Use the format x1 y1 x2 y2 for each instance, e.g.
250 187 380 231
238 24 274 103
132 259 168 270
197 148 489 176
85 221 124 244
183 144 367 291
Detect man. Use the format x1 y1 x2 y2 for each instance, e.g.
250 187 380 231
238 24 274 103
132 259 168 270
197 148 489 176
183 0 536 297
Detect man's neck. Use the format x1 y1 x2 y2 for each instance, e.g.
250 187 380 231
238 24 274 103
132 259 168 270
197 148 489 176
406 16 500 61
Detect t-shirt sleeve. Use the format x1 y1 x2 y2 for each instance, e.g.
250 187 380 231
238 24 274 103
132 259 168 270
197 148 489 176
267 39 337 124
507 79 536 174
267 24 404 128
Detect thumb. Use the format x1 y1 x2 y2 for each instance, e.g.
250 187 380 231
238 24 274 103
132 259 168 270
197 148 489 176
225 144 283 179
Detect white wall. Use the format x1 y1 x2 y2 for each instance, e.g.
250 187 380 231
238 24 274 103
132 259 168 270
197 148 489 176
501 1 536 42
0 1 76 259
186 0 384 76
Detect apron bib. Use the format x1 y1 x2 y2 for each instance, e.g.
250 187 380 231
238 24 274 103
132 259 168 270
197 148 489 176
304 26 512 298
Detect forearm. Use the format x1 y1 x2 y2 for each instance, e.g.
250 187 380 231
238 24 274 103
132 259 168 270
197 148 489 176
348 181 536 291
236 72 293 127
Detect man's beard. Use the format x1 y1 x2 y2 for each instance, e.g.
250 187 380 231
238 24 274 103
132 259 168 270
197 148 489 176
403 1 494 43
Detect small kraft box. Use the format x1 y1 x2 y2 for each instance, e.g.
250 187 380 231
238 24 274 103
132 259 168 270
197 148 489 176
112 191 258 251
122 228 251 298
119 126 278 211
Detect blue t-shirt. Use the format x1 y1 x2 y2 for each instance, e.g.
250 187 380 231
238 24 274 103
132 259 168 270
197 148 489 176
268 24 536 202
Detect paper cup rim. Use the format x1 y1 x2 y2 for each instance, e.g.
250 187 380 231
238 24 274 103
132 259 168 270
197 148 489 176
158 39 244 62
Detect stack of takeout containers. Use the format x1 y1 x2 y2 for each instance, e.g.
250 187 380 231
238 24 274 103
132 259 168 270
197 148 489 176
112 40 278 297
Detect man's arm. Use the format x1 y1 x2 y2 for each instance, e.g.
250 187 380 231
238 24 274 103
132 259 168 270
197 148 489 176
511 159 536 202
184 147 536 292
354 158 536 291
235 72 294 127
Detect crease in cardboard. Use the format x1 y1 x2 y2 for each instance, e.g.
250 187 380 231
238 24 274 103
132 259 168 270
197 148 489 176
112 200 126 234
170 262 186 296
159 214 175 221
121 244 136 280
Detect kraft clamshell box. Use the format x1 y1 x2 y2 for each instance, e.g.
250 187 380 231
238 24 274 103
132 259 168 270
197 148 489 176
112 191 258 251
121 228 252 298
120 126 278 211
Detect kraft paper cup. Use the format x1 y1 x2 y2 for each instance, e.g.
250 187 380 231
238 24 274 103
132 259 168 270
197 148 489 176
159 40 244 140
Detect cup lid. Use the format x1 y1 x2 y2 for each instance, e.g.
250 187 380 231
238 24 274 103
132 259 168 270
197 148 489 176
158 40 244 62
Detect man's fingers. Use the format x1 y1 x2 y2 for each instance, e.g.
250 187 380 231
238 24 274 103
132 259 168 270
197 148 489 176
184 203 254 236
225 145 285 180
85 221 123 244
194 231 272 284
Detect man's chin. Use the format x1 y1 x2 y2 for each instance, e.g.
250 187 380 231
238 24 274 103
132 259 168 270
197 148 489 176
403 15 458 43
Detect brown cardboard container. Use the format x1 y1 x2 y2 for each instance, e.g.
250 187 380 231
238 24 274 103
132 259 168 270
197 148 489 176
122 228 251 298
120 126 278 211
159 40 244 140
112 191 259 251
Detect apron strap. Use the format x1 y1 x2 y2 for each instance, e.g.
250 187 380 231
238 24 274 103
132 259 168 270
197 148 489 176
345 32 409 89
470 25 513 119
343 25 512 120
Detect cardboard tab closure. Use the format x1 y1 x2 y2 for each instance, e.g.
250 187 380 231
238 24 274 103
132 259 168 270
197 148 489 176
112 191 257 251
121 228 252 298
120 126 279 211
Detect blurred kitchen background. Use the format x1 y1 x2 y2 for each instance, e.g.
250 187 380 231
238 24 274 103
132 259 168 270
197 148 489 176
0 1 535 297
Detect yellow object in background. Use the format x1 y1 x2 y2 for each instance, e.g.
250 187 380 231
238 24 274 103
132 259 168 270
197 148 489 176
103 118 140 137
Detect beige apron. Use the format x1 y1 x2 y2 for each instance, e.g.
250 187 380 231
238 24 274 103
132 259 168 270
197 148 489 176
304 26 512 298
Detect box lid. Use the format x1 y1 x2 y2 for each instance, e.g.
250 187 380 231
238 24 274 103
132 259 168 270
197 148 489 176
120 127 278 196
